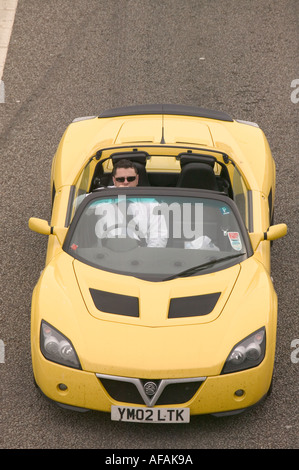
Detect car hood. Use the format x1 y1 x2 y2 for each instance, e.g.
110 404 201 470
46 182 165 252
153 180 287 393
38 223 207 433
37 253 273 377
73 259 241 327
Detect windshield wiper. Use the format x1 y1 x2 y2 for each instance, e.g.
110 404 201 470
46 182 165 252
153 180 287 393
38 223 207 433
162 252 246 281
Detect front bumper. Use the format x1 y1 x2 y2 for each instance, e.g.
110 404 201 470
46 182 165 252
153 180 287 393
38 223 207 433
32 349 274 417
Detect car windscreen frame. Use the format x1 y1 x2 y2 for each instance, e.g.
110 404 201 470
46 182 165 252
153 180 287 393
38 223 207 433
63 187 253 278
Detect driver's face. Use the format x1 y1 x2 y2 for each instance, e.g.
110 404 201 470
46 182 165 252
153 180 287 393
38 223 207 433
113 168 139 187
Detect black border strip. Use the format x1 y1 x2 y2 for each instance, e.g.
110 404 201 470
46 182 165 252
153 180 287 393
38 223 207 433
247 190 254 232
63 187 253 281
99 104 234 122
90 288 139 317
169 292 221 318
64 185 76 227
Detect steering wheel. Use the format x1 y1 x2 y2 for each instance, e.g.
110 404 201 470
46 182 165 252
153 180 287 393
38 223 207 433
101 224 140 252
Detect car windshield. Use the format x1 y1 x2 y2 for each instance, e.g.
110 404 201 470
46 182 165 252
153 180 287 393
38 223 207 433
65 190 249 280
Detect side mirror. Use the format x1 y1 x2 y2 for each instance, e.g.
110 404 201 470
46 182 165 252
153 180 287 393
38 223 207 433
28 217 68 245
29 217 51 235
266 223 288 241
249 223 287 251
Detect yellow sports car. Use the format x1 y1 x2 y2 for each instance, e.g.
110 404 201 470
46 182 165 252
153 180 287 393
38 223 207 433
29 104 287 422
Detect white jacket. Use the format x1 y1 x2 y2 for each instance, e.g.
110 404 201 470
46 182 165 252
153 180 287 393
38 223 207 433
94 198 168 248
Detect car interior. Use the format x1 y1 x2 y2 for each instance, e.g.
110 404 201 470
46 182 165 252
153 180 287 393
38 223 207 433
66 149 249 269
89 150 233 199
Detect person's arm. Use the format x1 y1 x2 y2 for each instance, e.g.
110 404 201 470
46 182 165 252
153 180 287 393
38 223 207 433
146 203 168 248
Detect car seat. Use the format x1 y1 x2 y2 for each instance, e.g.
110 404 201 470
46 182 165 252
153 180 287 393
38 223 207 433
176 162 219 191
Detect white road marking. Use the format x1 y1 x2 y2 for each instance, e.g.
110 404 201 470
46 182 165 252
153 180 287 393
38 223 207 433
0 0 18 102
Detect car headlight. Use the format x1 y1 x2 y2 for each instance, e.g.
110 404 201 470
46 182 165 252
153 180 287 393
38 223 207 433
221 327 266 374
40 320 81 370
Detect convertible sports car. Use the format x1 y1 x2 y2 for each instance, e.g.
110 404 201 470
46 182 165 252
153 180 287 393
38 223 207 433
29 104 287 422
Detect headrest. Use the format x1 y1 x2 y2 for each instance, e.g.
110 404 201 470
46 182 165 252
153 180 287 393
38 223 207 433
176 162 218 191
178 153 216 168
111 151 148 166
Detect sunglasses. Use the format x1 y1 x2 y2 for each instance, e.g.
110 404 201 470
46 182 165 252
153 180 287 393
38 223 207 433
114 176 137 183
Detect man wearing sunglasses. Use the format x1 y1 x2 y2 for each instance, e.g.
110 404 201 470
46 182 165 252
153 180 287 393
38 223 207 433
95 159 167 247
112 159 139 187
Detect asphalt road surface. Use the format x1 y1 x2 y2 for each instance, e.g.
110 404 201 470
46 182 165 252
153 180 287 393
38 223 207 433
0 0 298 450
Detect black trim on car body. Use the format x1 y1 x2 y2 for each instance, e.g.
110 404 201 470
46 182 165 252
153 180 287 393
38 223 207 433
168 292 221 318
247 190 254 232
65 185 76 227
268 187 273 225
89 288 221 319
63 187 253 281
88 145 235 198
90 288 139 317
98 104 234 122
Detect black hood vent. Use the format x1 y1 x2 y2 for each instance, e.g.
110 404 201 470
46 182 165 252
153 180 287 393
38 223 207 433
90 289 139 317
90 289 221 319
168 292 221 318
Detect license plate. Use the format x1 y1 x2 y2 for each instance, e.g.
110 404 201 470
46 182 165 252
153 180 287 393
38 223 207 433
111 405 190 423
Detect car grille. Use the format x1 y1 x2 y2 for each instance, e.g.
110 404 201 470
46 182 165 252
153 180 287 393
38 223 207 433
96 374 206 406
